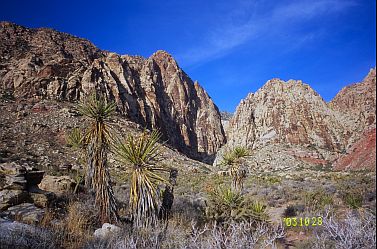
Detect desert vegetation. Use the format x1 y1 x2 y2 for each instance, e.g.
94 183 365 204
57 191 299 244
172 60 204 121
77 93 118 223
0 95 375 249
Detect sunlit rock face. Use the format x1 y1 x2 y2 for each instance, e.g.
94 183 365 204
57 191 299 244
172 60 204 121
215 70 376 171
226 78 347 151
329 68 376 146
0 21 226 163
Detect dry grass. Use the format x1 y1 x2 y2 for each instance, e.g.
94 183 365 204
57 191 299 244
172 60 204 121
38 199 98 249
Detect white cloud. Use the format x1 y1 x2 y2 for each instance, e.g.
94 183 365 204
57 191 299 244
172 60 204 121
178 0 357 66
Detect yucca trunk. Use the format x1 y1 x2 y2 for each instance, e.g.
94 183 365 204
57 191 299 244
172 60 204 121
130 167 160 228
86 122 118 223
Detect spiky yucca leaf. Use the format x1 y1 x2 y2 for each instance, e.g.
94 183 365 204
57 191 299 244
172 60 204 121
114 130 168 228
220 146 249 167
115 130 163 167
220 151 236 166
233 146 249 158
66 127 84 149
206 186 269 225
77 93 116 122
78 93 118 223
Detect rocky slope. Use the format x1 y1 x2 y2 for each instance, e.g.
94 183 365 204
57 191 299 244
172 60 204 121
333 128 376 171
215 71 376 171
329 68 376 147
0 21 225 162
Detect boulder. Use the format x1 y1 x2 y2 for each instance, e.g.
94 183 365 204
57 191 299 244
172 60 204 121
0 189 30 211
39 175 75 194
0 162 26 175
93 223 121 238
4 203 45 224
29 192 54 208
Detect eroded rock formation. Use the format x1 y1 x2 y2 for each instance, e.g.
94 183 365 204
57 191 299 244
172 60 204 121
216 70 376 171
0 22 225 162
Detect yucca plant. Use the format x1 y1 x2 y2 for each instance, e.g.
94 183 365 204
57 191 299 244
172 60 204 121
114 129 169 228
66 127 85 149
220 150 236 167
66 128 86 195
221 146 249 192
233 146 249 159
249 200 269 223
343 192 363 209
78 93 118 223
206 186 269 225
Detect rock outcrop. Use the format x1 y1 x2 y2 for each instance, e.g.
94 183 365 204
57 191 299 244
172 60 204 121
225 79 347 150
333 128 376 171
329 68 376 147
0 21 225 162
215 70 376 171
0 162 54 223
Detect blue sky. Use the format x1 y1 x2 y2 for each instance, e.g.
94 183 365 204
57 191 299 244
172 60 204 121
1 0 375 112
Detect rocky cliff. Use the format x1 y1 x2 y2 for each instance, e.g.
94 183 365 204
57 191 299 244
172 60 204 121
0 22 225 162
215 71 376 171
226 79 347 151
329 68 376 146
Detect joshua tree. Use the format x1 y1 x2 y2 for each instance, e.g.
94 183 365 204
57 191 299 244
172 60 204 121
78 93 118 223
221 146 249 192
114 130 173 228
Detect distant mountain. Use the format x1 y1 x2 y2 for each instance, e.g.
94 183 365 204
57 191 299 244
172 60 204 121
0 21 226 163
220 111 234 121
215 69 376 171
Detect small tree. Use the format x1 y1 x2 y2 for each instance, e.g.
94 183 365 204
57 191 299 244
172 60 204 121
114 130 172 228
221 146 249 192
78 93 118 223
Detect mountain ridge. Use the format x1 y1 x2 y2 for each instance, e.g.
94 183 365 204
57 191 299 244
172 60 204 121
215 69 376 171
0 21 226 163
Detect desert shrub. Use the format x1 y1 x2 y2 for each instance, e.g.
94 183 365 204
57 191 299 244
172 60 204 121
66 127 84 149
0 89 15 101
205 186 269 225
0 222 60 249
40 198 99 249
283 205 297 217
309 209 376 249
259 175 282 185
303 188 333 212
342 191 363 209
83 221 285 249
172 195 206 224
337 179 368 209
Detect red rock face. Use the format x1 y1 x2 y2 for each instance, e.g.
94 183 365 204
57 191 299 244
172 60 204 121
329 68 376 146
333 129 376 171
0 22 225 163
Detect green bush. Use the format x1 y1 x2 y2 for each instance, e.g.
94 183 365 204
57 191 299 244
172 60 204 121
303 188 333 212
343 192 363 209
